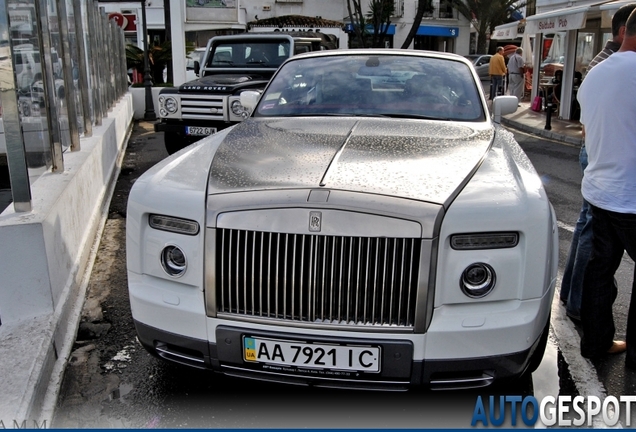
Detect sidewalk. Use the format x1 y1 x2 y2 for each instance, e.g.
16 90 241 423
502 100 584 147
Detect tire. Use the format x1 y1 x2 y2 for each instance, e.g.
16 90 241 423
164 131 186 155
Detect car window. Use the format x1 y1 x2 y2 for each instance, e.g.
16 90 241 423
206 41 290 68
255 54 485 122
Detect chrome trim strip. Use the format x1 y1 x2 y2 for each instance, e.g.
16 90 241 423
156 345 205 364
221 365 410 386
204 228 217 317
215 313 416 332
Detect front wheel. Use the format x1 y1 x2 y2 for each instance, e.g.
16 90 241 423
164 131 186 155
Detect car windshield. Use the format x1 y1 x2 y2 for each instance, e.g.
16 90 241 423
254 54 486 122
204 40 291 68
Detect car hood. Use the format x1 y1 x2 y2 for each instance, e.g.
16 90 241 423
208 117 495 205
180 73 273 94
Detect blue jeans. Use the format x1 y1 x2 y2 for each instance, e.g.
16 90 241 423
560 146 590 318
490 75 503 100
580 205 636 362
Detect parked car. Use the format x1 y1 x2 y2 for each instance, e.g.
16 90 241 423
156 32 335 155
464 54 492 80
127 49 558 391
185 47 207 82
540 55 565 75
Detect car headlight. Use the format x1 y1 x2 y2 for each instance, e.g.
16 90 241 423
158 95 178 114
164 97 178 113
460 263 496 298
161 245 187 277
231 99 248 118
450 232 518 250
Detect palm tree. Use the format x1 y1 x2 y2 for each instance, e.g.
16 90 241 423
346 0 395 48
400 0 435 49
451 0 525 54
125 41 172 85
367 0 395 48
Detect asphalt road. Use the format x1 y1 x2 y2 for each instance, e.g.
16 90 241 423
50 121 635 428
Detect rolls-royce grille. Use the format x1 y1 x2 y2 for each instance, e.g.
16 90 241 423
216 228 421 327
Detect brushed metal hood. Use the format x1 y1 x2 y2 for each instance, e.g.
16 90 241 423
208 117 495 205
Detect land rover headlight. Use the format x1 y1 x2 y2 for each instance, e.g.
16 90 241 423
158 95 178 115
165 97 178 113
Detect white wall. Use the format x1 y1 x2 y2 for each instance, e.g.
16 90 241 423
0 95 134 325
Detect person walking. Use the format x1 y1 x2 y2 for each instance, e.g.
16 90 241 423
507 48 525 102
560 2 636 323
488 47 507 100
576 7 636 361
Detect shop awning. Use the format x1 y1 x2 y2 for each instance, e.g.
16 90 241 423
600 0 634 10
600 0 632 26
344 23 396 35
491 21 523 39
525 4 590 33
416 25 459 37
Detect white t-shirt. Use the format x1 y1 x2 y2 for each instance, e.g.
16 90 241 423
577 51 636 214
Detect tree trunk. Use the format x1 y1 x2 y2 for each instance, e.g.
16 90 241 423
164 0 173 84
401 0 433 49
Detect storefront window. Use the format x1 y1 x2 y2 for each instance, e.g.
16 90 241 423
575 32 596 75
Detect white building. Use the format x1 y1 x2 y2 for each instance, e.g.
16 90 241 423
101 0 473 85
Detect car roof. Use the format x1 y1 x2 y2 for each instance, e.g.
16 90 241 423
292 48 468 63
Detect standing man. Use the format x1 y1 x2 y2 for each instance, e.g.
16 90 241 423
576 7 636 362
488 47 507 100
560 2 636 323
507 48 525 102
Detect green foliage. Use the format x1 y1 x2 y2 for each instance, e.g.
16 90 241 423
450 0 526 53
128 40 195 85
346 0 395 48
400 0 435 48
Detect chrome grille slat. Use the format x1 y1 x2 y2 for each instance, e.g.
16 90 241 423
176 95 226 120
216 228 420 327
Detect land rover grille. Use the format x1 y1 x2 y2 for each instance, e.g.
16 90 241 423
178 94 226 120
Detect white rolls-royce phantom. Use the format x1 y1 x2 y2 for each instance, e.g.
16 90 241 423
127 49 558 390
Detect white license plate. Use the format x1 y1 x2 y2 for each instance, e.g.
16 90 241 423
185 126 216 136
243 336 381 373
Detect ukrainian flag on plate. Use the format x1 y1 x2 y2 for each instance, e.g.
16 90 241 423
244 337 257 362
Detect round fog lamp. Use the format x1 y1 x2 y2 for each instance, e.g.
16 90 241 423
460 263 496 298
161 245 187 277
231 100 245 116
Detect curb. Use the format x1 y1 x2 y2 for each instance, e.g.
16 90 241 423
502 117 584 147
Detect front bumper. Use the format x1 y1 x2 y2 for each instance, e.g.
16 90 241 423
154 120 232 134
131 277 551 390
134 319 542 390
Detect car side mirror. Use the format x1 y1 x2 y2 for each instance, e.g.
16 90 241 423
194 61 200 76
240 90 261 111
491 95 518 123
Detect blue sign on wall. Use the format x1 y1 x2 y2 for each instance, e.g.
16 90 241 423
344 23 396 35
416 25 459 37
